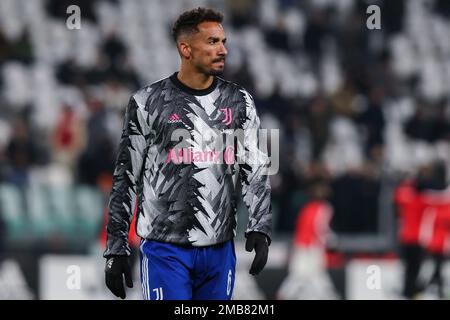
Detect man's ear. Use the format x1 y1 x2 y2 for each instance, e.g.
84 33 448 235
178 41 191 59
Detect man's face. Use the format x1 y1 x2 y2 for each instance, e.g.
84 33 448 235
183 21 228 76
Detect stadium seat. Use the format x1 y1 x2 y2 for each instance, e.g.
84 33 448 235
26 185 57 238
73 185 105 240
0 184 27 242
46 185 77 236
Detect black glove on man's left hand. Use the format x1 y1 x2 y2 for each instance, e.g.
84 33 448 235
245 232 269 276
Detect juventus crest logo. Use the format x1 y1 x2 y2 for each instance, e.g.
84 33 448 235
220 108 233 126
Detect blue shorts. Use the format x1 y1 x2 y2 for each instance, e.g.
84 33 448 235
139 239 236 300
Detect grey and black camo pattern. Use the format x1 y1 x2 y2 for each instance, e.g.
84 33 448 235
104 76 272 257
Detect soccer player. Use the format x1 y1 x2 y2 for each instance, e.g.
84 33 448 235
103 7 272 300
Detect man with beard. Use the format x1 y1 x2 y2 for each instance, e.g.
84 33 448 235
103 7 272 300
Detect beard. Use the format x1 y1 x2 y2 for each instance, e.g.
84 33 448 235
208 68 224 76
195 59 225 76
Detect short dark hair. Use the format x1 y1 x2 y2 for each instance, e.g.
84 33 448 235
172 7 224 42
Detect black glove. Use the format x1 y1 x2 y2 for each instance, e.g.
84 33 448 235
105 256 133 299
245 232 269 276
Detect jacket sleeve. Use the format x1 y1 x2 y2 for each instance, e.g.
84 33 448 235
239 89 273 244
103 95 150 257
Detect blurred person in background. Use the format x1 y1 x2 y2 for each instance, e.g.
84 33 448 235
77 95 115 187
103 7 272 300
307 94 332 161
356 86 386 163
51 104 85 173
421 198 450 299
277 178 339 300
394 170 426 299
418 161 450 299
5 116 39 186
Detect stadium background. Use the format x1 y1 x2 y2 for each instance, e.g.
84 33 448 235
1 0 450 299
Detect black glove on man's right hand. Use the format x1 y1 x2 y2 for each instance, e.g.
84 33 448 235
245 232 269 276
105 256 133 299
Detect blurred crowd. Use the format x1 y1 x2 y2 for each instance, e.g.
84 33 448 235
0 0 450 273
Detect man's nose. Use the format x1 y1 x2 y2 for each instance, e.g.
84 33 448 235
218 43 228 56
